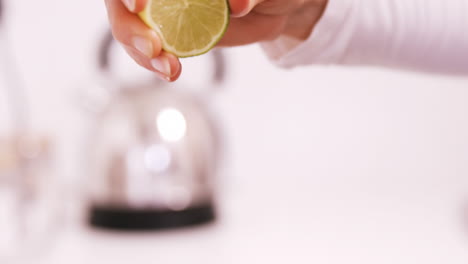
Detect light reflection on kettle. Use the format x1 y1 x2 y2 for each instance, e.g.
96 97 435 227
83 31 225 231
156 108 187 142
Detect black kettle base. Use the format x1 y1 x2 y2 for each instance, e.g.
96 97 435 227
88 204 216 231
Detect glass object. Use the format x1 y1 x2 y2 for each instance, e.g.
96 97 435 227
0 136 62 262
0 1 62 261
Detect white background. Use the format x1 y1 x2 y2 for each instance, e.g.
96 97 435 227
0 0 468 263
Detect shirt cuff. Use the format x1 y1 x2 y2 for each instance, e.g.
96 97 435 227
260 0 355 68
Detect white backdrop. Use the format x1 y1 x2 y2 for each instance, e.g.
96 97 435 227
1 0 468 263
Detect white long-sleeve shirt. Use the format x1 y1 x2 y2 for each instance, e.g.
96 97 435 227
262 0 468 75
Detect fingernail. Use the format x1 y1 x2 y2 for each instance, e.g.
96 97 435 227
151 56 171 78
132 36 153 58
123 0 136 12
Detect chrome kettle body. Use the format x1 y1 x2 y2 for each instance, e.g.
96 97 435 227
84 32 224 230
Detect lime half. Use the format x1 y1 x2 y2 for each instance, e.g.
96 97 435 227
139 0 230 58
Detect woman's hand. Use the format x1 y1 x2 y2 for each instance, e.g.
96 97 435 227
220 0 328 46
104 0 181 82
104 0 328 81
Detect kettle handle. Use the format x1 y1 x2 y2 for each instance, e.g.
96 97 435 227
98 29 226 86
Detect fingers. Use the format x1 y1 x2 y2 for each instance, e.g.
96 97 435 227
218 12 287 46
104 0 181 81
120 0 148 13
229 0 306 17
123 47 182 82
229 0 265 17
105 0 160 57
254 0 306 15
221 0 314 46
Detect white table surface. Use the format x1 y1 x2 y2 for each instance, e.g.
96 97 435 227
38 171 468 264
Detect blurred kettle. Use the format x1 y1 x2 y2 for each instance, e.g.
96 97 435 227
82 31 225 230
